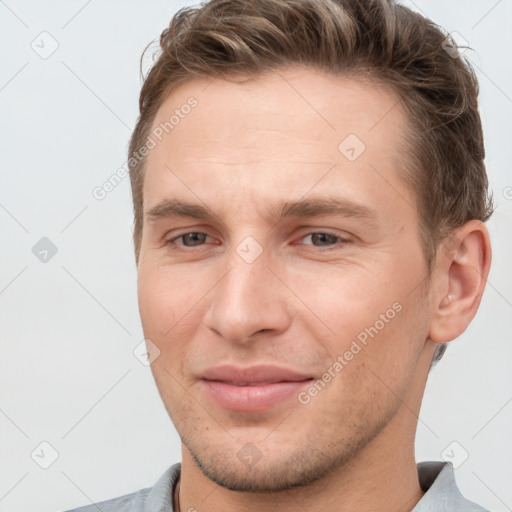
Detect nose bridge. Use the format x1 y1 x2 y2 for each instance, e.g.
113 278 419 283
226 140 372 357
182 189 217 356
203 243 290 343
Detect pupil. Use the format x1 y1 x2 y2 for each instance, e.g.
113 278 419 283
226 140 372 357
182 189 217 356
184 233 205 246
312 233 335 246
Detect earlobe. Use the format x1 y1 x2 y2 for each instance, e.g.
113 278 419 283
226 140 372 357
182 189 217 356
428 220 492 344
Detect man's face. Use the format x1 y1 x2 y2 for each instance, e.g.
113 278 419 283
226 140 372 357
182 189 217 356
137 67 434 491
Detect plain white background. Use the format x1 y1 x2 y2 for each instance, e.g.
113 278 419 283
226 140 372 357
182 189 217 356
0 1 511 511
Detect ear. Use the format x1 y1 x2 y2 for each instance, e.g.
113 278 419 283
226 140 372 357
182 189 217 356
428 220 492 344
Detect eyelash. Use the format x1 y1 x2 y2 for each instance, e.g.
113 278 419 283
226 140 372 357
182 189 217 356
166 231 352 251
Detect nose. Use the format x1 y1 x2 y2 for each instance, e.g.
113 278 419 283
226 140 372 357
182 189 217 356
202 248 292 344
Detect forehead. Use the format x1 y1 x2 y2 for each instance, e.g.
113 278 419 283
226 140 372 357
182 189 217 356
151 67 407 158
142 66 413 217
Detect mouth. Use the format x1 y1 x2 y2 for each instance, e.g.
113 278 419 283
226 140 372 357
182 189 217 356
218 381 298 386
198 364 315 412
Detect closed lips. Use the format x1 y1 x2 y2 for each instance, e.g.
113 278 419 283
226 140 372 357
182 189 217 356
218 380 312 386
198 366 315 412
199 364 314 384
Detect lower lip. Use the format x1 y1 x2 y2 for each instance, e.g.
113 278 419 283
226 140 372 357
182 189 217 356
200 379 313 412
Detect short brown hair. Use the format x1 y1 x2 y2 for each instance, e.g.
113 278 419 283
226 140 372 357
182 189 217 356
129 0 493 272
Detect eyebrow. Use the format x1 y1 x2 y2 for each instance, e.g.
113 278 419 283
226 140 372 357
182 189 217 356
145 197 379 225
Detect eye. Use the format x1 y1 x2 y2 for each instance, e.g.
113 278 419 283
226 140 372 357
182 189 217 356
300 232 351 249
170 232 212 247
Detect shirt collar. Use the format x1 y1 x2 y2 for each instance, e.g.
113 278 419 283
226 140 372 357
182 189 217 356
414 461 489 511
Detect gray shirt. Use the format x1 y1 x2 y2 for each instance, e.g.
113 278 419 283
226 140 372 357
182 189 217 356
62 461 489 511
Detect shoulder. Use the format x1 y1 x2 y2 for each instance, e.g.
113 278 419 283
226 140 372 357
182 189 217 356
59 463 181 512
60 488 151 512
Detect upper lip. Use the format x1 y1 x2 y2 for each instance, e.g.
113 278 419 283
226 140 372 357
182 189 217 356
199 364 313 384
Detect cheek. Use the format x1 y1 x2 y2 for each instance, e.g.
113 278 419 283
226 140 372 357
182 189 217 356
137 263 212 378
293 260 426 377
137 262 204 335
286 263 400 340
306 300 427 429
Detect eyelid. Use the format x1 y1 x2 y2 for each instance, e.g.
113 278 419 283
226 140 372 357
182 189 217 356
164 223 218 241
168 231 217 247
166 228 353 251
293 231 353 249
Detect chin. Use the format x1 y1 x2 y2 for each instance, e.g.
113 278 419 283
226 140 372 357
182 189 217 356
181 421 380 493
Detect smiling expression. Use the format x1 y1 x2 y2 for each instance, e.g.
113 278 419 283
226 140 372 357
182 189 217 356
136 66 435 491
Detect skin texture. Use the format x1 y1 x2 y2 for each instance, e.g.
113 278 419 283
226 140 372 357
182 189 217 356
136 66 491 512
